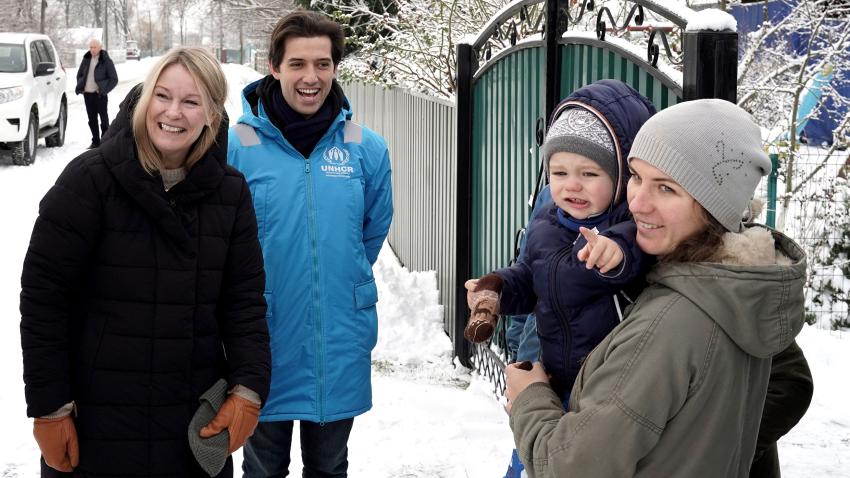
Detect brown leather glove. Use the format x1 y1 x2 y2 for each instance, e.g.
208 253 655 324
463 273 504 343
199 394 261 454
33 415 79 472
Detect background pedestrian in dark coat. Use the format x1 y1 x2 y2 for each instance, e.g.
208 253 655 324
21 46 270 478
74 38 118 148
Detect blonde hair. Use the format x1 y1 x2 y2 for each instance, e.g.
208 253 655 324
131 47 227 173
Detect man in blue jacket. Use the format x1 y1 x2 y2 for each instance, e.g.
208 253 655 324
227 10 393 478
74 38 117 148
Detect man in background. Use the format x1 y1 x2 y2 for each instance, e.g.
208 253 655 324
75 38 117 148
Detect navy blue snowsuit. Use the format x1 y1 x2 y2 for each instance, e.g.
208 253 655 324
496 80 656 400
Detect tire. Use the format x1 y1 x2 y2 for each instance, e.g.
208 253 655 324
45 100 67 148
11 112 38 166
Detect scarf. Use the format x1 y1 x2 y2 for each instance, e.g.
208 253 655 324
257 75 344 158
556 207 610 233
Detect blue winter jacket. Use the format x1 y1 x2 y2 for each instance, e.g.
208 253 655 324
227 79 393 422
497 80 656 399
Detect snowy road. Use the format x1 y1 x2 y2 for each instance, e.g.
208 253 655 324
0 58 845 477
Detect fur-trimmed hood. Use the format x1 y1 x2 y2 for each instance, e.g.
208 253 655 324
647 225 806 358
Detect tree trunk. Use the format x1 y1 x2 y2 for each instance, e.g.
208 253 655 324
218 0 223 63
93 0 102 27
147 6 153 56
40 0 46 33
104 0 109 49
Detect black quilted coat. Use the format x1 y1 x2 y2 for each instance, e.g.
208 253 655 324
20 86 271 477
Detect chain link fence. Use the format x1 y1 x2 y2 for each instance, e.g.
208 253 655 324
760 144 850 331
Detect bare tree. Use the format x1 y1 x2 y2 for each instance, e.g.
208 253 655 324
299 0 515 98
173 0 198 45
737 0 850 231
0 0 37 31
40 0 47 33
77 0 103 27
110 0 132 40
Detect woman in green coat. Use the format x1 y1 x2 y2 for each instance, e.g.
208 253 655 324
505 99 810 478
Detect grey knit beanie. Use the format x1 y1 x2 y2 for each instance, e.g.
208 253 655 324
629 99 771 232
188 379 230 477
541 107 617 186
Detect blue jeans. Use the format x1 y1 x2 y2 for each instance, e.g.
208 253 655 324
506 314 541 364
515 314 540 363
242 418 354 478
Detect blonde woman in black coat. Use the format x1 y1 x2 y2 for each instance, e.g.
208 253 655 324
21 47 271 477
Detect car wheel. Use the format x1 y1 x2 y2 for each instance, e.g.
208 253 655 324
45 101 67 148
11 112 38 166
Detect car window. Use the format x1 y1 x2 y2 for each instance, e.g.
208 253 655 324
36 41 55 63
30 42 42 67
0 44 27 73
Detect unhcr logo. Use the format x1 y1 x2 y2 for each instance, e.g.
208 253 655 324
321 146 354 178
323 146 350 165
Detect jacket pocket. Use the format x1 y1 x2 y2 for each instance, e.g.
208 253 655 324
354 278 378 309
354 279 379 352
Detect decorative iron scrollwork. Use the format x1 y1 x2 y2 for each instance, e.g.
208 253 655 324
471 0 548 68
647 27 681 67
561 0 595 35
595 4 645 41
470 0 688 74
588 1 683 67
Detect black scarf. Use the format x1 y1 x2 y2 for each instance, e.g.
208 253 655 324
257 75 344 158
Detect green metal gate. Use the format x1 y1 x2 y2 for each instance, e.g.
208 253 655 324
455 0 738 387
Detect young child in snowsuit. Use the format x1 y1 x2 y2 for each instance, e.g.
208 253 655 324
464 79 656 402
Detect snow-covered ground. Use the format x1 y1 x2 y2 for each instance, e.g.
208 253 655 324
0 58 846 477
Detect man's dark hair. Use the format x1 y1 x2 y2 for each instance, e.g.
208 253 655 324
268 10 345 71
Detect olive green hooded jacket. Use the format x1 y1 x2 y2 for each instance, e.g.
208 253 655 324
510 226 807 478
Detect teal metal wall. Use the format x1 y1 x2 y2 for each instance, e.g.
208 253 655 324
471 44 546 278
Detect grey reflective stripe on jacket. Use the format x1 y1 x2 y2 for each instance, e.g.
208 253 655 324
344 121 362 144
232 124 261 147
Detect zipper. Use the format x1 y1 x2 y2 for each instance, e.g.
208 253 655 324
549 246 573 390
304 157 325 422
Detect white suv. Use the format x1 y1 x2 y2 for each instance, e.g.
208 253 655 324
0 33 67 165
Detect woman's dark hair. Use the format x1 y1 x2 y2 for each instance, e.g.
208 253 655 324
659 204 727 264
268 10 345 70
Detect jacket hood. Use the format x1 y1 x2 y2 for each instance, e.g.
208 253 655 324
648 225 807 358
551 80 657 205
